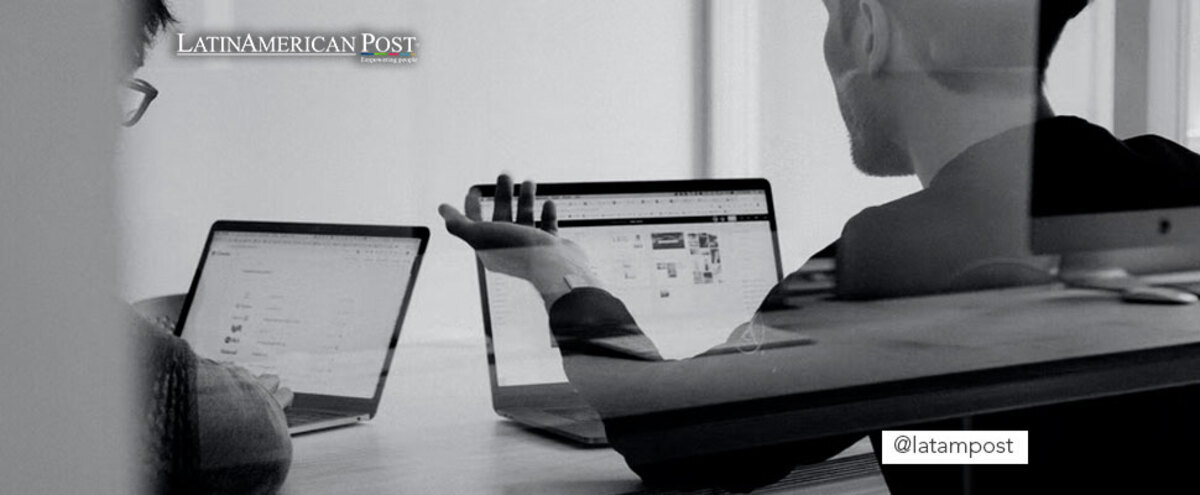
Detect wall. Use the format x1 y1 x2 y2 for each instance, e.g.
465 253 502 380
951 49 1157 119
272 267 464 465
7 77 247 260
119 0 700 343
1047 0 1116 130
1192 2 1200 150
119 1 977 344
755 0 1127 268
755 0 921 269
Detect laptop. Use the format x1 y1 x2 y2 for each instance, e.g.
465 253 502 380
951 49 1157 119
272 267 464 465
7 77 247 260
473 179 784 444
175 220 429 435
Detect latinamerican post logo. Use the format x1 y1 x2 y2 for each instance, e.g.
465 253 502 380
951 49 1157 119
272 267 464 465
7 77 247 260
176 32 419 65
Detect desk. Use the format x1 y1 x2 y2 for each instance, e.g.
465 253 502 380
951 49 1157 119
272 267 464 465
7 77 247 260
278 340 639 494
134 295 884 493
589 284 1200 462
210 284 1200 492
278 339 884 494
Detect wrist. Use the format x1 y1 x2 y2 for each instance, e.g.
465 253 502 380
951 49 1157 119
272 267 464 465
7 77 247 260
563 273 601 291
538 267 602 310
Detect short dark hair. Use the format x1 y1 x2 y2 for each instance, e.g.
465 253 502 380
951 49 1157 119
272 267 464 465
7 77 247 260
127 0 176 69
830 0 1090 79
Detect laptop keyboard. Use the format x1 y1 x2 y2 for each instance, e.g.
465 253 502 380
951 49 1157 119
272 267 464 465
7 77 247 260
286 409 348 427
543 407 602 423
146 307 348 430
1167 281 1200 295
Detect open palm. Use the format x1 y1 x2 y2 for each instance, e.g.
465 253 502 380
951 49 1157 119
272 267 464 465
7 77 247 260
439 175 597 307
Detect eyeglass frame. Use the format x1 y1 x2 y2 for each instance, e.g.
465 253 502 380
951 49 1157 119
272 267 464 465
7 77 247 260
122 78 159 127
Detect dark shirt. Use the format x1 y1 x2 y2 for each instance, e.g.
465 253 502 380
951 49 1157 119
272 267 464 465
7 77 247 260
1033 116 1200 216
839 116 1200 299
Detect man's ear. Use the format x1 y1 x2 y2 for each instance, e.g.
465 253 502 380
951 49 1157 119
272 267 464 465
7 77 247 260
858 0 891 75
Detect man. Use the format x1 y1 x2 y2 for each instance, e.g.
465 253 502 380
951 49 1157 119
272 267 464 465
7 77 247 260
441 0 1200 493
122 1 293 493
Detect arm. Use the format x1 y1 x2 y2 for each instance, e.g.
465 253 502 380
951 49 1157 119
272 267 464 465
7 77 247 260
441 176 858 491
136 316 200 494
192 359 293 494
133 310 291 494
438 175 600 310
550 287 859 491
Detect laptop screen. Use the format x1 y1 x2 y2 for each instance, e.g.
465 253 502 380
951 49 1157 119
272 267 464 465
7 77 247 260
479 182 781 387
182 229 423 399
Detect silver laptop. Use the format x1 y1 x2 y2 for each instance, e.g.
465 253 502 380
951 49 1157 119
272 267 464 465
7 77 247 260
176 221 428 435
474 179 783 445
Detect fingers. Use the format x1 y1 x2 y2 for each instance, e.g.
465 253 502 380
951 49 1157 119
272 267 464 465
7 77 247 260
541 200 558 235
276 387 295 410
465 187 482 222
257 374 281 391
516 180 536 226
438 203 476 243
493 174 513 222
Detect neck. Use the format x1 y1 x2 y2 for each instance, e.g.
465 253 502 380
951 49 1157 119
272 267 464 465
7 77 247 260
899 86 1051 187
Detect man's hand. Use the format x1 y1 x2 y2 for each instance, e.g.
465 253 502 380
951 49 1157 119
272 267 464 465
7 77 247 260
438 174 601 308
254 373 294 410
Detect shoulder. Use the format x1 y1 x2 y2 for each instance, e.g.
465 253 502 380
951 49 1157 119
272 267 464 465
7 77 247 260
192 359 293 493
1124 134 1200 166
137 318 196 366
836 178 1038 298
132 310 201 493
840 190 945 245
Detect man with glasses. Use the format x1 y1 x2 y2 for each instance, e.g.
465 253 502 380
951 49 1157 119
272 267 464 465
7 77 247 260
122 78 158 127
120 1 293 493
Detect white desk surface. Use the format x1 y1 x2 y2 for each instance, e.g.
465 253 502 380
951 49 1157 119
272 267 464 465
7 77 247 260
278 337 883 494
276 338 883 492
280 339 640 494
132 294 883 493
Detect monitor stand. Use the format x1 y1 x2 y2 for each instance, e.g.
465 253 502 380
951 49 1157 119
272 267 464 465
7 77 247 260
1058 253 1198 305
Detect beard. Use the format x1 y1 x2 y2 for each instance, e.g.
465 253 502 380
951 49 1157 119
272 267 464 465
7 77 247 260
835 78 914 177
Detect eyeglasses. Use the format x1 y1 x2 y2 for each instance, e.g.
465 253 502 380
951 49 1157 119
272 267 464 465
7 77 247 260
120 78 159 127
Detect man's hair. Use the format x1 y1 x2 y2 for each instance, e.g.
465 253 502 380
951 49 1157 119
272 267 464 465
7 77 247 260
832 0 1089 82
127 0 176 69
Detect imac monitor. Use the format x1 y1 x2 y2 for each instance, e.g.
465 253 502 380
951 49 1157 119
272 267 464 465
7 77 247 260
1030 1 1200 287
1029 125 1200 255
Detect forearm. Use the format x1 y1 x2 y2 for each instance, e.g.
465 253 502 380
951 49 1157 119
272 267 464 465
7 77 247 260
193 360 292 494
548 287 663 361
548 288 855 491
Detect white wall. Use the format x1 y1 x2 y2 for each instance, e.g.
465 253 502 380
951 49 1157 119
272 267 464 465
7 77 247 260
754 1 921 269
1191 2 1200 149
1046 0 1116 130
121 1 944 344
119 1 700 343
0 2 132 493
752 0 1129 269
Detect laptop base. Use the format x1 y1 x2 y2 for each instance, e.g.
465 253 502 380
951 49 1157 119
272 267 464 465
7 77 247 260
498 408 608 446
288 413 368 436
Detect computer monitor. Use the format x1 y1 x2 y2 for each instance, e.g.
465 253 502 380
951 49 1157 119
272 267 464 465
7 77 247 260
1030 1 1200 286
1029 138 1200 255
1030 143 1200 255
